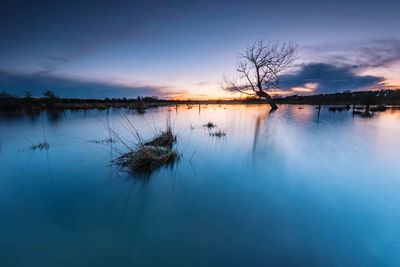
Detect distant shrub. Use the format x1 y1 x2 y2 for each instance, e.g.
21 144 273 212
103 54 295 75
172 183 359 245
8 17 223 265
43 90 58 99
203 121 216 128
0 91 14 98
24 91 33 99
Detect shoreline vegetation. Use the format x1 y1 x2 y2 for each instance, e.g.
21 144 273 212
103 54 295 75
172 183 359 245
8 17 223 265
3 88 399 175
1 89 400 112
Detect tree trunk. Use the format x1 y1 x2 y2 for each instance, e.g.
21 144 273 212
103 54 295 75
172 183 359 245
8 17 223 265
256 90 278 110
268 99 278 110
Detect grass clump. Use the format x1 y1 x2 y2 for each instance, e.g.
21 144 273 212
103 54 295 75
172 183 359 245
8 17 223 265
90 137 117 144
144 128 176 148
203 121 216 128
209 129 226 137
30 141 49 151
115 127 180 176
116 145 179 174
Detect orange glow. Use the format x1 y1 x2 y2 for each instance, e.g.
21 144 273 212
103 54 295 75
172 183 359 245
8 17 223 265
167 92 237 101
169 90 295 100
269 90 294 96
166 81 400 100
292 83 318 93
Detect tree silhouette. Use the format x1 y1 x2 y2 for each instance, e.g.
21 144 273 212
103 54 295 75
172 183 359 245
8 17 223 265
223 39 297 110
43 90 58 99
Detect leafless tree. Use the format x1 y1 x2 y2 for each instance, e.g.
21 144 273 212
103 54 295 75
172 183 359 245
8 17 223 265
223 39 297 110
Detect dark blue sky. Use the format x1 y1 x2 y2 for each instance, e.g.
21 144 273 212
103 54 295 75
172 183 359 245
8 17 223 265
1 0 399 98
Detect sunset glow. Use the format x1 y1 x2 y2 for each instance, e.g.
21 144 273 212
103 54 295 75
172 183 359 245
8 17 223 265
2 1 400 266
0 1 399 98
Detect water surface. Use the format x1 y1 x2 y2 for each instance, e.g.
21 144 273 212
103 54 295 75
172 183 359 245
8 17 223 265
1 105 400 266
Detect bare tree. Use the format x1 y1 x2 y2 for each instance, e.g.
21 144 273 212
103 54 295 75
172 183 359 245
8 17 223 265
223 39 297 110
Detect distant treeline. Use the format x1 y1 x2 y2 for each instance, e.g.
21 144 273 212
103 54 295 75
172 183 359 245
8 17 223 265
273 89 400 105
1 89 400 111
0 90 170 111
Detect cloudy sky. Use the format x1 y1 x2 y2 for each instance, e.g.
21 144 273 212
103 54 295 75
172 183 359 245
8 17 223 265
1 0 399 99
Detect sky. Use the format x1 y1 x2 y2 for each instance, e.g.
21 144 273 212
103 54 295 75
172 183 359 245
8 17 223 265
0 0 400 99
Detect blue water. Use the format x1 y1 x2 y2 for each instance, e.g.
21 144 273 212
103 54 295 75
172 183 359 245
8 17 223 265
0 105 399 266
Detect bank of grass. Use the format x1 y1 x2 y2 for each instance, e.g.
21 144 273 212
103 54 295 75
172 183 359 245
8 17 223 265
114 126 180 176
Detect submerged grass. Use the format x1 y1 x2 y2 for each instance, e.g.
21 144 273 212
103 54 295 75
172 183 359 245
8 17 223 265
29 114 49 151
30 141 49 151
209 129 226 137
89 137 117 144
96 111 180 176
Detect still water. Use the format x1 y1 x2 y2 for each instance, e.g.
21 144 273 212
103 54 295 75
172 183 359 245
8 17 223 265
0 105 399 266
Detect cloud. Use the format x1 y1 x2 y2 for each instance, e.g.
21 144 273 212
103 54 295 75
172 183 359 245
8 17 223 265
41 56 69 63
195 80 218 87
280 63 384 94
355 39 400 68
287 39 400 94
0 70 175 98
303 39 400 69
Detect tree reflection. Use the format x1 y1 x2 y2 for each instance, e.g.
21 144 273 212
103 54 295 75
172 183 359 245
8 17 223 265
252 109 271 156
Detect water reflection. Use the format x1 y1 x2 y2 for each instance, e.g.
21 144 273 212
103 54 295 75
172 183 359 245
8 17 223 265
252 109 270 156
0 105 400 266
46 109 64 123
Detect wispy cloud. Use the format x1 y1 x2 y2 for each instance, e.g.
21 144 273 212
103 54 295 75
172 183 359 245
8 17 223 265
41 56 69 63
280 63 384 94
303 38 400 69
281 39 400 94
0 70 177 98
196 81 214 86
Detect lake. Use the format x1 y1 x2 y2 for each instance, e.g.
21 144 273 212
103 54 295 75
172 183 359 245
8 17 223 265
0 104 399 266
